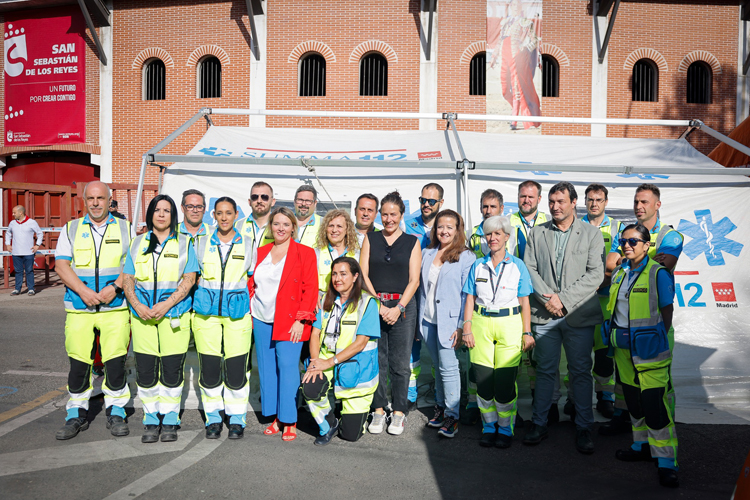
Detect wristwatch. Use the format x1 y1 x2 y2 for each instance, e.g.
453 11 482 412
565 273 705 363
333 356 339 365
112 284 123 295
397 303 406 313
523 332 533 337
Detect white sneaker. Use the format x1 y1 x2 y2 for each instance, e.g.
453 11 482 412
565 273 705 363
387 413 407 435
368 412 387 434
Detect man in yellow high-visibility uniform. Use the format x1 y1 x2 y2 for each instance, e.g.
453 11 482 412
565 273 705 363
54 181 132 440
294 185 322 248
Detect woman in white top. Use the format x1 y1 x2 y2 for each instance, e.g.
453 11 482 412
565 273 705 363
416 210 475 438
250 207 318 442
462 215 534 449
313 209 360 295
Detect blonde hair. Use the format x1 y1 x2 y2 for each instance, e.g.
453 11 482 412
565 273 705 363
315 209 359 253
267 207 298 241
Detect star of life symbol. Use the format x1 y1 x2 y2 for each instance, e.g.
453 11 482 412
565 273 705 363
82 232 90 238
4 23 27 78
677 209 743 266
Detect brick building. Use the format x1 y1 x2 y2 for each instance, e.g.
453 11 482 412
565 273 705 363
0 0 747 217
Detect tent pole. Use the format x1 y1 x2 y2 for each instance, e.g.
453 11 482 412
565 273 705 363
132 156 148 232
445 113 472 231
146 109 209 159
695 121 750 158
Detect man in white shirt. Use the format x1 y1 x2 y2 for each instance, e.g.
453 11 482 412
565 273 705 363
235 181 276 254
4 205 43 296
354 193 379 247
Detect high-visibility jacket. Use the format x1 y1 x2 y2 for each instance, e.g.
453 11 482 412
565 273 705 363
607 258 670 368
318 293 379 399
314 245 359 292
234 216 274 248
582 214 622 255
193 228 254 319
127 231 193 318
178 221 211 244
469 222 518 259
63 214 131 312
648 224 682 260
509 211 547 259
298 214 322 248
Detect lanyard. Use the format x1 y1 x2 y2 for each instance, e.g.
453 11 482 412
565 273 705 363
519 212 538 236
487 261 508 304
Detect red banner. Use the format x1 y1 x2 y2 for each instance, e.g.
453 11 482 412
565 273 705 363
4 7 86 146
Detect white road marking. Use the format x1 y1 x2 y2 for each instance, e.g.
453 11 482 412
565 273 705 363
3 370 68 377
0 430 201 476
103 432 226 500
0 402 59 439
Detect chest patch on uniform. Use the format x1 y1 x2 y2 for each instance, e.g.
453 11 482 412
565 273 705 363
105 239 120 244
164 253 178 259
632 288 648 293
603 237 611 242
232 255 244 260
476 278 488 283
342 320 357 326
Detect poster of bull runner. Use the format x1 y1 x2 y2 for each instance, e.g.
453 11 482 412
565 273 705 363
487 0 542 134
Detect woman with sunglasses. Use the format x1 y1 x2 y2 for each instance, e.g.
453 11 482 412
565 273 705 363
123 194 198 443
603 224 678 488
250 207 318 442
192 197 255 440
417 210 475 438
314 209 360 295
462 215 534 448
302 256 380 445
360 191 421 436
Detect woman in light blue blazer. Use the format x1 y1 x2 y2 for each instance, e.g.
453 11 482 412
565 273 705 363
417 209 475 438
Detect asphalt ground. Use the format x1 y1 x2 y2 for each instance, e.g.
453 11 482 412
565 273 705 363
0 278 748 500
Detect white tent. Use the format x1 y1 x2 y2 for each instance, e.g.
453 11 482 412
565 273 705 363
155 110 750 424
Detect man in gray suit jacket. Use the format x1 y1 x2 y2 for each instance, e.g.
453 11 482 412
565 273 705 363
521 181 605 454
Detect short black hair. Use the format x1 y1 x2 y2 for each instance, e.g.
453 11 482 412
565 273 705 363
621 223 651 243
549 181 578 203
251 181 273 194
181 189 205 206
295 184 318 201
518 180 542 195
144 194 178 255
214 196 238 212
422 183 444 199
636 183 660 200
381 191 405 214
585 183 608 200
480 188 503 206
356 193 379 208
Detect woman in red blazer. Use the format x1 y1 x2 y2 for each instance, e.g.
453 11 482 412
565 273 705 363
249 207 318 441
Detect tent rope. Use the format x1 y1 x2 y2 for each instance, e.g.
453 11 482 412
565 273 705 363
301 159 338 209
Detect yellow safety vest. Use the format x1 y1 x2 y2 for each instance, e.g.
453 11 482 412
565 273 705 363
469 223 518 259
509 211 547 258
298 214 322 248
318 293 379 398
64 214 131 312
179 221 211 244
128 232 192 318
193 228 254 319
608 258 670 368
234 216 274 249
314 245 359 292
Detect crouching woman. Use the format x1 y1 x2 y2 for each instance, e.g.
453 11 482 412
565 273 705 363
302 256 380 445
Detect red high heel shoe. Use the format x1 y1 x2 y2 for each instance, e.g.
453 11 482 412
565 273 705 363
263 419 281 436
282 423 297 442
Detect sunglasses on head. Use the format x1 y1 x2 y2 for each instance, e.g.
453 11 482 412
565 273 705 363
419 197 439 207
250 194 270 201
620 238 648 248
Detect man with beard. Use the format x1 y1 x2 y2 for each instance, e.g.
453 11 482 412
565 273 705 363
179 189 212 243
510 180 548 260
294 185 322 248
404 183 444 408
469 189 506 258
235 181 276 254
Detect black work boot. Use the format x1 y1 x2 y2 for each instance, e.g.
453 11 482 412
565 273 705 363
161 424 178 442
55 417 89 440
141 425 160 443
106 415 130 437
596 392 615 419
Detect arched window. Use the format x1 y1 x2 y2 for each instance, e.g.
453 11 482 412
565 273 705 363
469 52 486 96
632 59 658 102
299 53 326 97
143 58 166 101
360 53 388 96
686 61 712 104
198 56 222 99
542 54 559 98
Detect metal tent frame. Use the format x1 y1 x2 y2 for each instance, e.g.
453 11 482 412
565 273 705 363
135 108 750 229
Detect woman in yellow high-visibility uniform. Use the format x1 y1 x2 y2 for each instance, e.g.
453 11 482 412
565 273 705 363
604 223 678 488
123 194 198 443
313 209 360 295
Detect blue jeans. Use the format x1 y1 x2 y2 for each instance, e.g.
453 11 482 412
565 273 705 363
253 319 303 424
531 317 595 430
12 255 34 292
421 320 461 419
